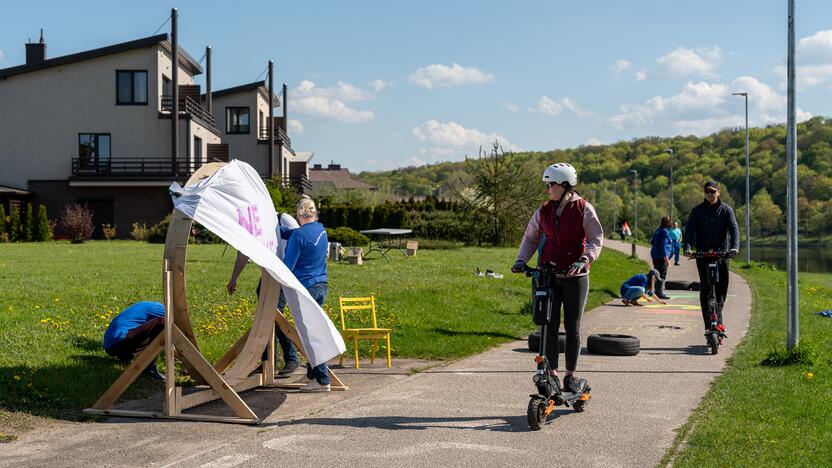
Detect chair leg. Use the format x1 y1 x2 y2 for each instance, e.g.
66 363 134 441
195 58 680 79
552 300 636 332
386 334 392 368
353 336 360 369
371 339 377 364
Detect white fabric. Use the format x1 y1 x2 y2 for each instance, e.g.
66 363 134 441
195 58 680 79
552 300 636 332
169 160 345 367
277 213 300 260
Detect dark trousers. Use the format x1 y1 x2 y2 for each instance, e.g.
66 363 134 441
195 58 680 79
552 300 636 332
696 258 730 328
543 275 588 372
104 317 165 363
652 258 668 295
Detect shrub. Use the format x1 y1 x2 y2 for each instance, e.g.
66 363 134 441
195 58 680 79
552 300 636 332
325 226 370 247
0 205 6 241
24 203 34 242
9 208 21 242
147 214 171 243
191 222 222 244
130 223 149 241
101 224 117 240
34 205 50 241
58 203 94 244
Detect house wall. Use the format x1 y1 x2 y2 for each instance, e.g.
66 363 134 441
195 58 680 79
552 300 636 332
213 90 267 175
0 45 203 189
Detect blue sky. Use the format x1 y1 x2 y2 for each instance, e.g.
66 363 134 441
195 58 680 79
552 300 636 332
2 1 831 172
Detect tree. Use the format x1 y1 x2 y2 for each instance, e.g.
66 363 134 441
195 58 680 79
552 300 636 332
35 204 50 241
455 141 536 245
8 207 21 242
0 204 6 241
24 203 35 242
750 188 783 237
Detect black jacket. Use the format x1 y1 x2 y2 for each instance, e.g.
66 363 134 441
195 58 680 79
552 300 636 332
683 199 740 253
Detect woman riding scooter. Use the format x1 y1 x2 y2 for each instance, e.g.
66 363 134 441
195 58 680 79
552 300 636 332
511 163 604 393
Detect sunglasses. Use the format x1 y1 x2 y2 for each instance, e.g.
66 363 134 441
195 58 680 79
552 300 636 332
544 182 558 189
704 188 718 194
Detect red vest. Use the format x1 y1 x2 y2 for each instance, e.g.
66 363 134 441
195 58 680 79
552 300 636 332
539 197 589 270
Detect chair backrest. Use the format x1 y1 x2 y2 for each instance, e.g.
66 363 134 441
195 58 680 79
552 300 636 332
338 295 378 330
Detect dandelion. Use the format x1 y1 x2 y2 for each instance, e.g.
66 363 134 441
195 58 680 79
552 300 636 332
13 375 21 381
803 371 814 379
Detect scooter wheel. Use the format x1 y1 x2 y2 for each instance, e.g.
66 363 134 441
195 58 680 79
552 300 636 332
573 398 588 413
709 334 719 355
527 397 548 430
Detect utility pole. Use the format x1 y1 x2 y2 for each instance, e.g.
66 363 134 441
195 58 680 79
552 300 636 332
268 60 274 179
733 92 751 263
786 0 799 349
171 8 178 175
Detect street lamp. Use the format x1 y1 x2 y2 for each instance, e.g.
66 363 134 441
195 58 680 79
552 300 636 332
664 148 674 220
732 92 751 264
630 169 638 257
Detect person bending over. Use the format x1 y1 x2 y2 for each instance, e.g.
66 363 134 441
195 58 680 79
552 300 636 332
620 269 666 306
104 301 166 380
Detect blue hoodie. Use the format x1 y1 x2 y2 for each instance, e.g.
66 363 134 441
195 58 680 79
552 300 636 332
650 227 673 261
282 221 328 289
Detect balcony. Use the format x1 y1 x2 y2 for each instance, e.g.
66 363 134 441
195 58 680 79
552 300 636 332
285 173 312 193
258 125 291 149
71 157 204 179
161 95 217 130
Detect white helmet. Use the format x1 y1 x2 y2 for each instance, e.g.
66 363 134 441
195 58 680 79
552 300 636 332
542 163 578 187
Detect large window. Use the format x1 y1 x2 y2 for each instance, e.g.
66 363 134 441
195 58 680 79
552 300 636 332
194 136 202 161
116 70 148 105
79 133 111 167
226 107 250 134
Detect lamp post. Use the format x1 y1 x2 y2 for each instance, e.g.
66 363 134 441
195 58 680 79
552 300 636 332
664 148 674 220
732 92 751 264
785 0 799 349
630 169 638 257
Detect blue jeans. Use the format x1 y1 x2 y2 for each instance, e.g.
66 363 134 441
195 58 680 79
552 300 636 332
621 286 645 301
672 241 681 263
275 291 297 366
304 282 329 385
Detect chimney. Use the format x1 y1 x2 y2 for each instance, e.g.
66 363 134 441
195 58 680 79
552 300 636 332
313 164 322 170
25 29 46 65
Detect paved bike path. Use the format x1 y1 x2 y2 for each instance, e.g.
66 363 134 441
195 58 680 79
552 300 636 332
3 241 751 467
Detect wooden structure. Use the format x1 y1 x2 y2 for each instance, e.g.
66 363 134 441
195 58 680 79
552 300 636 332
338 295 392 369
84 162 346 425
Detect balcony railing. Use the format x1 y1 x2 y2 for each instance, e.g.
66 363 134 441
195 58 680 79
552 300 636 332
161 95 217 128
71 157 204 178
258 125 291 148
285 173 312 193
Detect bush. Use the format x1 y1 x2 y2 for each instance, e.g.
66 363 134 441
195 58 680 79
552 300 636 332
24 203 34 242
0 205 7 241
8 207 20 242
130 223 149 241
58 203 94 244
147 214 171 243
191 222 223 244
34 205 50 241
325 226 370 247
101 224 117 240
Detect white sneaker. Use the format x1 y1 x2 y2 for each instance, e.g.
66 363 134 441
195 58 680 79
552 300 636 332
300 380 331 392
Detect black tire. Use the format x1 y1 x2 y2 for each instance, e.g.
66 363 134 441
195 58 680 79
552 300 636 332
586 334 640 356
573 399 587 413
664 280 691 291
689 282 701 291
527 397 548 430
527 331 566 353
708 334 719 355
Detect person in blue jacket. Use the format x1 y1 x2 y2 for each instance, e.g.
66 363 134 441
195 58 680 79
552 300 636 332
104 301 166 380
620 270 666 306
650 215 673 300
281 196 332 392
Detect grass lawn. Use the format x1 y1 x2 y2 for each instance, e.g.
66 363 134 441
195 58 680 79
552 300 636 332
0 240 642 433
663 265 832 466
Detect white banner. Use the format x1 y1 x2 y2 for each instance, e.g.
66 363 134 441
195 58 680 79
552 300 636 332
169 160 345 367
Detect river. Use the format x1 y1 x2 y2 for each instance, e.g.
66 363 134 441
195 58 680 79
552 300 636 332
751 244 831 273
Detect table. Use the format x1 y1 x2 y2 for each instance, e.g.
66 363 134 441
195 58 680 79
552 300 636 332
359 228 413 260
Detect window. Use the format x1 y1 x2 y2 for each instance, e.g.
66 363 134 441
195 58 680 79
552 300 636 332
194 136 202 161
79 133 111 167
259 110 265 133
226 107 250 134
116 70 148 105
162 76 172 98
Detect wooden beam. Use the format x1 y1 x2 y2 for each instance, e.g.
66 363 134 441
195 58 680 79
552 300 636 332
82 408 259 425
90 333 164 410
163 269 177 416
177 374 262 410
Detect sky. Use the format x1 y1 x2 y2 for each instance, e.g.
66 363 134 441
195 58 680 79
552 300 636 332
2 1 832 172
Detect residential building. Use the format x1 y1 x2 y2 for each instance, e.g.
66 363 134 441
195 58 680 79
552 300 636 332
308 163 377 194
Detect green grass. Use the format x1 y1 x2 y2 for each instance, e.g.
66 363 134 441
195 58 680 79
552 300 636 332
0 240 641 430
663 265 832 467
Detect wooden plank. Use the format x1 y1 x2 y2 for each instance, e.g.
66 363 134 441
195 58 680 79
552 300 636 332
163 269 177 416
177 375 262 411
263 324 275 385
90 333 164 410
82 408 259 425
273 312 347 390
213 329 250 373
173 327 257 420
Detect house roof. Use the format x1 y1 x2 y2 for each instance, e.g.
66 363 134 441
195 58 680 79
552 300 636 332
0 34 202 80
308 167 375 190
287 151 314 163
0 184 31 195
208 81 280 106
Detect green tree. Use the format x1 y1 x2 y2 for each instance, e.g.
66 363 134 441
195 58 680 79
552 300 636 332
0 204 7 241
24 203 35 242
9 208 21 242
750 188 783 237
35 204 50 241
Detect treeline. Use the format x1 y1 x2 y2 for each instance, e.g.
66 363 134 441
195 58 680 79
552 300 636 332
0 203 51 242
355 116 832 241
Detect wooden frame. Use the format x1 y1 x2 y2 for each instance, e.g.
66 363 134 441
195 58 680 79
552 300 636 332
84 162 346 425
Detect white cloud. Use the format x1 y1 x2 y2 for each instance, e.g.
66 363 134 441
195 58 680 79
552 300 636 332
608 76 811 135
635 70 647 81
585 137 603 146
610 59 631 76
291 80 376 123
798 30 832 62
287 119 304 135
503 101 519 113
535 95 592 117
411 119 521 162
408 63 493 89
656 47 722 78
367 79 388 92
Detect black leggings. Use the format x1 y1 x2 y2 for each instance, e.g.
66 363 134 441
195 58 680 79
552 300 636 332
104 317 165 363
543 275 589 371
696 258 729 328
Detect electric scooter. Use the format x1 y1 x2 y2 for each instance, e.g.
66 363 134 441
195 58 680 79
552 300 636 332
689 251 730 355
522 264 592 430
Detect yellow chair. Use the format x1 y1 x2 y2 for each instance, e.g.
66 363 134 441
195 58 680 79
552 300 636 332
338 295 392 368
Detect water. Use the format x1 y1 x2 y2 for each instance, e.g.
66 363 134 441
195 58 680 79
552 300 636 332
750 245 832 273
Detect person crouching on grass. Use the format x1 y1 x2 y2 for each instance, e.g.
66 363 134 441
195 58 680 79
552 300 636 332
104 301 166 380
